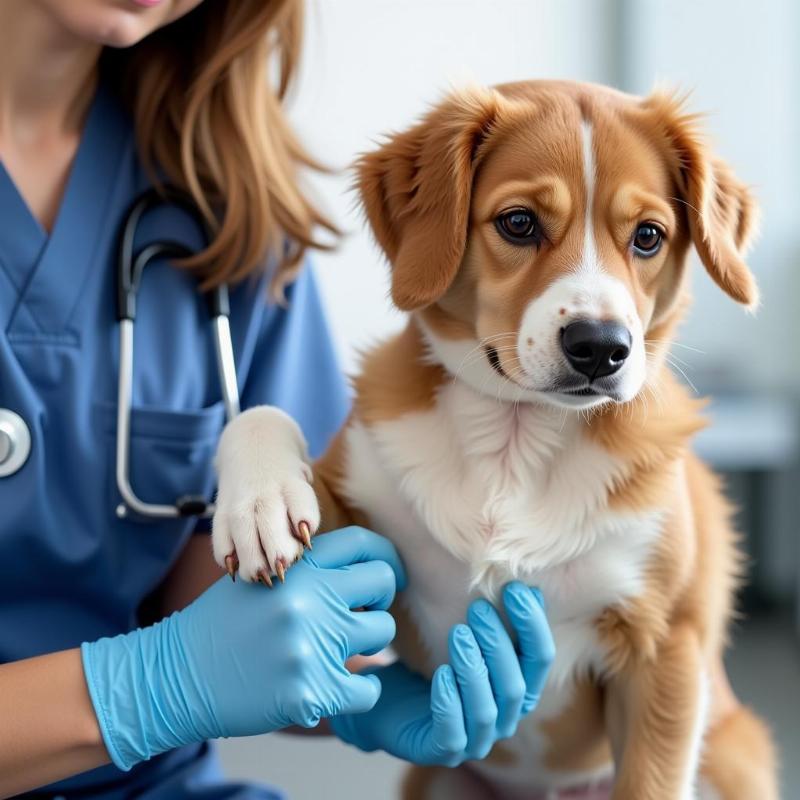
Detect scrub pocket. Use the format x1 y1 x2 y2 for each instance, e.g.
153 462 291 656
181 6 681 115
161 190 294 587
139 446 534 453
96 399 225 522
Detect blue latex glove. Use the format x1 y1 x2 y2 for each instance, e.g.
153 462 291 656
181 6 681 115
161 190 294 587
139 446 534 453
330 582 553 765
81 526 405 771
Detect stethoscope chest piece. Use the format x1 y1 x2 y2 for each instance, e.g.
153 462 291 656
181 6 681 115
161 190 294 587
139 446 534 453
0 409 31 477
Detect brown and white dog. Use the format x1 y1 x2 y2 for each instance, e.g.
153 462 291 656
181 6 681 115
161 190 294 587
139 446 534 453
212 81 779 799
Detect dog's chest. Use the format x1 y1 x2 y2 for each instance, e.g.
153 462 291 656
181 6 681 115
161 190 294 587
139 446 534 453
342 384 663 671
340 387 664 789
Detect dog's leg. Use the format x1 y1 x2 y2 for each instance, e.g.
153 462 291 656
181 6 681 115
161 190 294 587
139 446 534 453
700 705 779 800
605 624 707 800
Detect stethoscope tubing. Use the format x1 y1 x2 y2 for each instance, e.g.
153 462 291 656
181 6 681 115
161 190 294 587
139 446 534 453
114 187 240 520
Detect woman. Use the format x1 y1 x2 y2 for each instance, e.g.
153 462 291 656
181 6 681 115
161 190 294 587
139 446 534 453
0 1 554 798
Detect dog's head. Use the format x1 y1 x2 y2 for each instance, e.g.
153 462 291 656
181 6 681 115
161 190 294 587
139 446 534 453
357 80 758 410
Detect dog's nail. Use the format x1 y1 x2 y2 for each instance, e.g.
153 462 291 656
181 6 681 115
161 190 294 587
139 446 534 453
298 521 312 550
257 568 273 588
276 559 286 584
224 554 238 581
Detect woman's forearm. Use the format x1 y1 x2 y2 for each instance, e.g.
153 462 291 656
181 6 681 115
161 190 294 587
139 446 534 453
0 648 108 798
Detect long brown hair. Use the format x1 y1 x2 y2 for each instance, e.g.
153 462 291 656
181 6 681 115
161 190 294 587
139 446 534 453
102 0 334 297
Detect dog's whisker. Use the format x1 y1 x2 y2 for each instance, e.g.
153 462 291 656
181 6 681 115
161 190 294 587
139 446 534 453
645 344 697 374
452 333 518 380
661 353 696 374
667 363 699 394
646 339 706 355
646 348 695 371
478 332 519 344
454 345 521 377
662 355 695 374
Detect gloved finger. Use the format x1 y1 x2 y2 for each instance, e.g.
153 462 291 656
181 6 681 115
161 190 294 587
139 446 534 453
345 609 396 657
429 664 468 765
325 558 399 611
306 526 407 590
503 583 555 714
449 624 498 760
335 672 383 717
467 598 526 738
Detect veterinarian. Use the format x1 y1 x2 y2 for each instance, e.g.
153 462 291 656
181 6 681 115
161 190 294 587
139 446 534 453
0 2 554 798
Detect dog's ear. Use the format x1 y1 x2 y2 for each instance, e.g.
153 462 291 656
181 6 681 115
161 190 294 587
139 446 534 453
356 88 503 311
645 92 760 309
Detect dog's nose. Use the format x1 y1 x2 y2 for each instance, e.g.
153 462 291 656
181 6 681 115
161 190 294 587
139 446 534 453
561 320 632 379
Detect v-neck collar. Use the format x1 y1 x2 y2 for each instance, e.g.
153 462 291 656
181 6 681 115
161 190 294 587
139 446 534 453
0 162 48 295
3 84 133 340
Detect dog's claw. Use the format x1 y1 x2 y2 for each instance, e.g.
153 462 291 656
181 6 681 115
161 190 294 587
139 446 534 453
224 554 238 582
275 559 286 584
297 521 312 550
257 568 273 588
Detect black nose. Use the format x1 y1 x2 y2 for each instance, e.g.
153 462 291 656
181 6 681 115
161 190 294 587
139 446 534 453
561 320 632 380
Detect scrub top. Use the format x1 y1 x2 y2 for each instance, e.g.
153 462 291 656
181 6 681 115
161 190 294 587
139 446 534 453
0 84 350 798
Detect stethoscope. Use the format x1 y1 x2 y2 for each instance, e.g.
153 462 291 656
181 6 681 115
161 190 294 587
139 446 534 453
0 187 240 521
115 187 240 520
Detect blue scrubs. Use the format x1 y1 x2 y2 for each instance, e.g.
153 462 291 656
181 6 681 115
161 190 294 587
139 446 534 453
0 85 349 798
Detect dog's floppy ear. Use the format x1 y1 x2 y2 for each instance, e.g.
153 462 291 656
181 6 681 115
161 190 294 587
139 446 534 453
645 92 760 309
356 88 503 311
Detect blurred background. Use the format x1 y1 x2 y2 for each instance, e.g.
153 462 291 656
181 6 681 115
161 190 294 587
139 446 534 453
219 0 800 796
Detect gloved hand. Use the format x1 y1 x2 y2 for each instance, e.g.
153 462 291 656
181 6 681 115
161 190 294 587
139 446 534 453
330 582 553 765
81 526 405 771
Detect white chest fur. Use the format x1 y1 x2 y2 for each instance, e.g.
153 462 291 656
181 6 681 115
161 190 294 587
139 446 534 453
340 382 664 789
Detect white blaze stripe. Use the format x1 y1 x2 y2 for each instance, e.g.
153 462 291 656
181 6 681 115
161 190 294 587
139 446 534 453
580 121 600 275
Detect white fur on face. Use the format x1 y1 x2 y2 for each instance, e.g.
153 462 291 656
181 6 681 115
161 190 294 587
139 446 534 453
515 270 646 408
515 122 647 410
418 316 547 404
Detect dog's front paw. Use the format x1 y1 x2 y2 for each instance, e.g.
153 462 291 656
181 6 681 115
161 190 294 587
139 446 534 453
211 407 320 585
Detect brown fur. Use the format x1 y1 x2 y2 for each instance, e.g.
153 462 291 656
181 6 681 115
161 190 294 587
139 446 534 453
702 705 780 799
351 322 446 424
313 425 364 532
540 678 613 774
311 81 775 798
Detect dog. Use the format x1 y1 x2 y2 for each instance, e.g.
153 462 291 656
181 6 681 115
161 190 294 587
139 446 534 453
212 80 779 799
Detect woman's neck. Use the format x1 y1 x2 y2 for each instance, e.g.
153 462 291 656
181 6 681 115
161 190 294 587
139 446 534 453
0 2 101 143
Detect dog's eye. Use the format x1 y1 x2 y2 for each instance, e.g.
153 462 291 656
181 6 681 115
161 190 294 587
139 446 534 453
632 223 664 257
496 208 540 245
